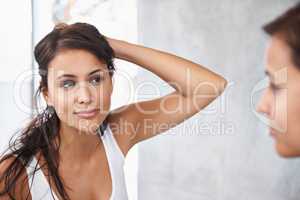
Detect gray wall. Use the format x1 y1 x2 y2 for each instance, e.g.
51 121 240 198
137 1 300 200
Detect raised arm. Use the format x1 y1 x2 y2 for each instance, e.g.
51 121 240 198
108 38 227 98
106 38 227 156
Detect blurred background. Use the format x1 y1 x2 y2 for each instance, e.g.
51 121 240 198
0 0 300 200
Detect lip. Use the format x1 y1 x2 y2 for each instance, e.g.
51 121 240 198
269 128 279 138
269 131 276 138
74 108 99 119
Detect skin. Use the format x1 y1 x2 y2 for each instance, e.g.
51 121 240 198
44 49 114 199
46 49 113 157
0 38 226 200
256 35 300 158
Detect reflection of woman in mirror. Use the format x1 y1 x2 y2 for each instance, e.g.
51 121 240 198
0 22 226 199
257 3 300 158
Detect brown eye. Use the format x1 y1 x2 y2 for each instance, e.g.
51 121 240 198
90 75 103 86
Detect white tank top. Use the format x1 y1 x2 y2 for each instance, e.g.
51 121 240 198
25 123 128 200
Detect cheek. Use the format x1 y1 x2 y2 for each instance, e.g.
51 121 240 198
273 90 288 132
270 89 288 133
50 90 75 121
285 88 300 150
275 86 300 153
96 84 113 112
98 91 112 115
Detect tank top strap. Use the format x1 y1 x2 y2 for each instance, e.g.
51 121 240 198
26 156 59 200
100 123 128 200
100 123 125 163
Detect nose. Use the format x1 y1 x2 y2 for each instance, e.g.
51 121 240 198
76 83 92 105
256 88 272 117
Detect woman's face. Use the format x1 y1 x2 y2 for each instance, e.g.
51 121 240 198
44 49 113 134
257 35 300 157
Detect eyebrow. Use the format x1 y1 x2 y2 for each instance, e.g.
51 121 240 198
57 69 104 80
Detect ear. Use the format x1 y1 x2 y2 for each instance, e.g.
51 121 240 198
110 76 114 94
41 86 53 106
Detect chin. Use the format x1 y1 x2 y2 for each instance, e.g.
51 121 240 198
75 120 101 134
275 142 300 158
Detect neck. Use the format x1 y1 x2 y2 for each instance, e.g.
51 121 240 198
57 124 102 164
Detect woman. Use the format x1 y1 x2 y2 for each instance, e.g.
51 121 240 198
0 22 226 199
257 3 300 158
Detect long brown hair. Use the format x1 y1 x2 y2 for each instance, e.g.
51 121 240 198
0 22 115 200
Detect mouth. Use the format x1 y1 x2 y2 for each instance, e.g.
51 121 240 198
269 128 280 138
74 108 100 119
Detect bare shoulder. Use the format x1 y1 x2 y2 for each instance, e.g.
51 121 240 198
0 156 14 173
0 156 32 200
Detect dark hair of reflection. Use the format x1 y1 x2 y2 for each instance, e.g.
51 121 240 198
263 2 300 68
0 22 115 200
